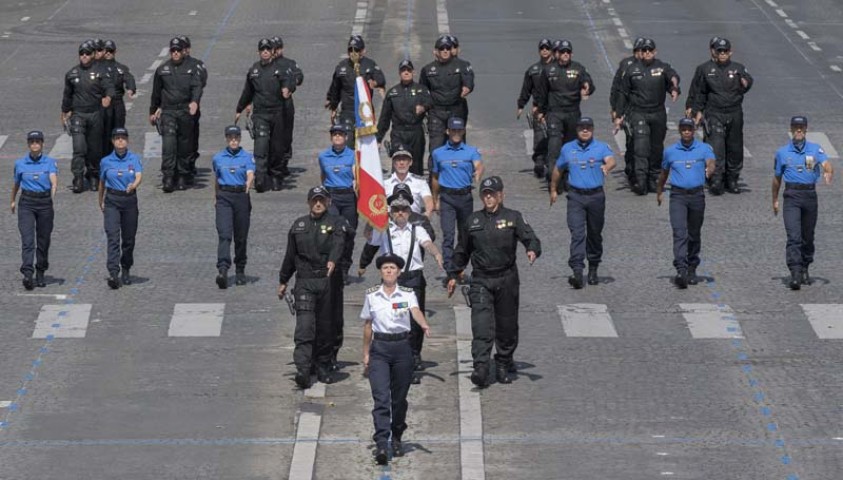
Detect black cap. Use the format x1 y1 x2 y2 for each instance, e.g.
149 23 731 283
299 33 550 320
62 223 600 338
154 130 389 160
640 38 656 50
111 127 129 137
709 36 722 48
258 38 273 50
103 40 116 51
434 35 453 49
447 117 466 130
448 35 459 47
178 35 191 48
538 38 553 49
329 123 348 134
376 253 406 270
79 42 94 54
224 125 241 136
633 37 645 51
169 37 185 51
307 186 331 201
576 117 594 128
480 176 504 193
348 35 364 50
92 38 104 50
678 118 696 129
790 116 808 127
271 36 283 49
555 39 572 52
399 59 414 71
387 183 414 205
714 38 731 51
26 130 44 142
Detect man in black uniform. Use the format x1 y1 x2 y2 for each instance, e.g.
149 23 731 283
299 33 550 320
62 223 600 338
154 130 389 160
62 42 115 193
235 38 296 192
447 35 474 143
685 37 720 120
377 59 432 176
101 40 136 155
149 37 203 192
517 38 555 178
689 38 753 195
420 36 474 173
614 38 680 195
611 37 645 186
447 176 541 387
271 36 303 180
535 39 595 185
278 186 347 388
178 36 208 183
325 35 386 145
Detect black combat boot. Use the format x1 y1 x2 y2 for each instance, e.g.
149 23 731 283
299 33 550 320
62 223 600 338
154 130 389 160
568 270 584 289
216 268 228 289
35 270 46 288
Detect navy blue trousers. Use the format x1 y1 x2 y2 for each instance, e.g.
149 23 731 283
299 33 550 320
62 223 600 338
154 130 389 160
783 189 818 272
215 190 251 270
104 193 139 275
669 190 705 272
18 195 54 275
439 191 473 272
566 190 605 271
368 337 414 448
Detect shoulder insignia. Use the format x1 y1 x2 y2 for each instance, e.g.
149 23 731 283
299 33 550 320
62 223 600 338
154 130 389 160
366 285 380 294
399 286 413 292
409 173 424 180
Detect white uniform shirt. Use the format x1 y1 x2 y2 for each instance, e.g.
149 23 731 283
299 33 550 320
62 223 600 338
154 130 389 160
368 222 431 271
360 285 418 333
384 172 432 215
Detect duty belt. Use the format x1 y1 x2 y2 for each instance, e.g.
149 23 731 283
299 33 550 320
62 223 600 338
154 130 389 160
219 185 246 193
439 186 472 195
670 185 704 194
569 186 604 195
326 187 354 194
106 188 136 196
785 183 815 191
473 264 516 279
373 331 409 341
21 190 51 198
705 105 742 113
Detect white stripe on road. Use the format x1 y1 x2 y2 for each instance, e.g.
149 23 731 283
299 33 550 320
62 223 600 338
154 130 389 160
125 102 133 112
0 135 8 151
800 304 843 339
743 146 753 159
679 303 743 339
523 129 532 157
240 132 254 153
148 59 163 71
33 304 92 339
288 407 322 480
765 0 779 7
159 47 169 57
437 0 450 34
784 19 798 29
189 10 198 16
143 132 162 159
558 304 619 338
623 39 633 49
351 1 367 37
454 305 485 480
138 72 152 85
775 8 787 17
614 130 627 153
808 132 839 158
48 134 73 160
796 30 810 40
611 17 622 26
617 28 629 39
808 41 822 51
0 401 10 408
168 303 225 337
20 17 30 22
831 65 842 72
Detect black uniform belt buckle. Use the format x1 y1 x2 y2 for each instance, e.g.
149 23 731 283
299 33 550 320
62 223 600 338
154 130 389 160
106 188 135 196
570 186 603 195
440 186 471 195
219 185 246 193
373 331 409 341
21 190 51 198
326 187 354 194
785 183 815 191
670 186 703 194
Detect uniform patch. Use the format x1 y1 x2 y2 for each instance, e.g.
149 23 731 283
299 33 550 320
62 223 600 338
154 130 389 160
399 286 413 292
366 285 380 294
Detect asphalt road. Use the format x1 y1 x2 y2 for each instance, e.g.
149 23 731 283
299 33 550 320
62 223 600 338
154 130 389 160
0 0 842 479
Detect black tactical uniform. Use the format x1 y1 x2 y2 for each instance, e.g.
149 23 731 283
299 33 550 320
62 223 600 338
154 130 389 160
271 36 303 177
420 36 474 171
517 39 554 177
376 60 432 176
326 35 386 144
610 37 644 184
449 177 541 387
448 35 475 143
63 43 115 193
689 38 753 194
179 36 208 180
101 40 136 155
279 187 347 388
149 37 203 192
616 39 680 194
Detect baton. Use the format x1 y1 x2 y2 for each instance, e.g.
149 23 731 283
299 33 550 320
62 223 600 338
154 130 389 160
284 292 296 315
526 114 534 130
245 112 255 140
461 285 472 308
62 117 69 135
383 139 391 155
154 117 163 136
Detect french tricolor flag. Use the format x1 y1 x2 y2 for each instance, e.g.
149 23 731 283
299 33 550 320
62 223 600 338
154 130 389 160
353 75 389 231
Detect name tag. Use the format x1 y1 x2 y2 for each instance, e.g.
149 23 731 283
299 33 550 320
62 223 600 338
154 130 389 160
333 166 341 173
117 171 123 177
33 174 39 180
685 161 693 169
229 168 236 174
451 161 458 168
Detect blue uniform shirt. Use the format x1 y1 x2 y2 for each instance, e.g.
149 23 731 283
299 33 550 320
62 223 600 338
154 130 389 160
100 150 143 191
213 147 255 186
662 139 714 189
431 141 482 189
14 154 58 192
774 140 828 184
318 146 355 188
556 139 614 189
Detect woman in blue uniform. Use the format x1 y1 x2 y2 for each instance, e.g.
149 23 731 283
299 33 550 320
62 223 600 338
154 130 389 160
11 131 58 290
361 253 430 465
98 128 143 289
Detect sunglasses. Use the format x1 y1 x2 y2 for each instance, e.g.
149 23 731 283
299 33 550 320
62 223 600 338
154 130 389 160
105 49 115 53
27 139 43 144
437 46 451 51
715 49 730 53
348 47 362 53
331 131 346 136
399 67 413 72
170 48 183 53
79 51 93 56
259 46 272 51
391 206 410 212
641 47 654 53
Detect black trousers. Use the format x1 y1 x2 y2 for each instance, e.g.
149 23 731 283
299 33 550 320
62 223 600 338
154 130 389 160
293 277 334 371
531 112 548 168
69 110 104 179
113 98 127 129
622 121 635 181
546 109 580 174
18 195 54 275
279 99 295 171
390 126 426 176
252 110 286 182
329 265 345 360
104 193 139 275
337 112 357 146
427 105 466 171
783 189 818 272
628 109 667 185
190 107 202 174
669 190 705 272
566 190 605 271
102 99 127 157
705 109 744 184
368 337 414 447
399 270 427 356
161 109 195 178
328 191 358 273
215 190 251 270
469 268 520 368
439 191 473 272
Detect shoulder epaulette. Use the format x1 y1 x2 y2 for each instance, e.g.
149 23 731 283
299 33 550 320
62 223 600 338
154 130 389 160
398 286 413 292
366 285 380 294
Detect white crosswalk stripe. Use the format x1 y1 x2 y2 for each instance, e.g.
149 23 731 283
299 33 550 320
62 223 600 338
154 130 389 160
32 304 92 339
800 304 843 339
167 303 224 337
240 132 254 153
454 305 485 480
679 303 743 339
788 131 839 158
558 303 619 338
48 134 73 159
0 134 8 151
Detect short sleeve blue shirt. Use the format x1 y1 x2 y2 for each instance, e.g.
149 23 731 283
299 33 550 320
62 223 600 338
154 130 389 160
318 146 355 188
556 139 614 189
662 140 714 189
100 150 143 191
774 141 828 184
431 142 482 189
213 147 255 187
14 154 58 192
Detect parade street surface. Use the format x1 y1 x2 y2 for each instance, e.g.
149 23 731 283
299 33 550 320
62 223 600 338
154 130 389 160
1 0 843 479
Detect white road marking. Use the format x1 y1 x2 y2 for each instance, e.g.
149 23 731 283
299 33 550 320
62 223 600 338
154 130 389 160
612 17 622 26
189 10 198 16
0 135 8 151
0 401 10 408
454 306 485 480
800 304 843 339
15 293 68 300
523 129 532 157
168 303 225 337
796 30 810 40
20 17 30 22
240 132 254 153
667 121 678 130
744 146 753 158
775 8 787 17
623 39 633 49
437 0 450 34
808 41 822 51
614 130 627 153
832 65 842 72
679 303 743 339
138 73 152 84
159 47 169 57
765 0 779 7
558 304 619 338
48 134 73 160
617 28 629 38
351 1 367 37
808 132 839 158
304 382 326 398
143 132 162 159
148 59 163 71
125 102 133 112
288 409 322 480
784 19 798 29
33 304 92 339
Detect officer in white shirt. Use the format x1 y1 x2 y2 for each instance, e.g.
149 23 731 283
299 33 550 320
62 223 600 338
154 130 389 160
383 148 434 218
359 187 443 377
361 253 431 465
